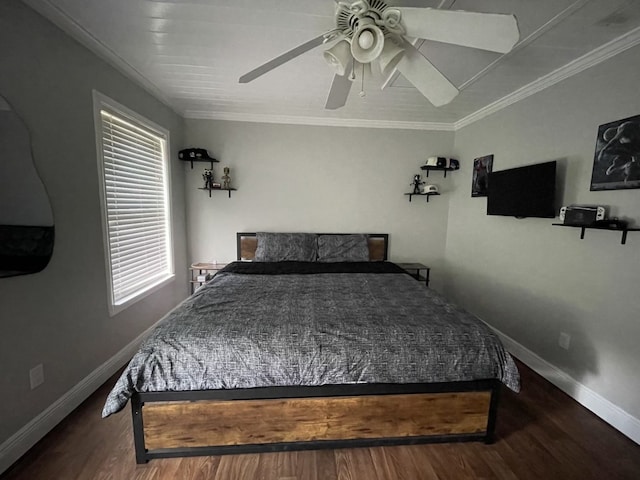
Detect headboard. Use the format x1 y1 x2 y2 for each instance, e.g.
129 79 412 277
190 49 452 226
236 233 389 261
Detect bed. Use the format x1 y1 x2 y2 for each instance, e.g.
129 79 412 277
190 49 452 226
103 232 519 464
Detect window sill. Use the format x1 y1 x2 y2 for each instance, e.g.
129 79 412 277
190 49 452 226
109 273 175 317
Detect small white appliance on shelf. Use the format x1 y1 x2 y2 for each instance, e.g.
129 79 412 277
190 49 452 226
559 205 606 225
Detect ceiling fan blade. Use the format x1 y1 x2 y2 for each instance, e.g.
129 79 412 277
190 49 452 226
239 34 327 83
397 8 519 53
325 67 353 110
395 41 458 107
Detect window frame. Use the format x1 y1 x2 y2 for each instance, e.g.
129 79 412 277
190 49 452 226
93 91 174 316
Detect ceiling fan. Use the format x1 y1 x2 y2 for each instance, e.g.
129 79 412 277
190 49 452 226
239 1 519 110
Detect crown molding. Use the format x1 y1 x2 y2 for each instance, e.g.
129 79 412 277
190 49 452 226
21 0 179 116
455 25 640 130
22 0 640 133
183 110 456 131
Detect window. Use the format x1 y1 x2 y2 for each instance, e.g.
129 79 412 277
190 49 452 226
94 92 174 315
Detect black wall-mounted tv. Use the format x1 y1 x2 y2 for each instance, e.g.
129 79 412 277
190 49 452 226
487 161 557 218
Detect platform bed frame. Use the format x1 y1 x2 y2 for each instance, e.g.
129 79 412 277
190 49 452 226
130 233 502 464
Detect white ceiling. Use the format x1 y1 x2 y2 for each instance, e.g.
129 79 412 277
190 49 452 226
23 0 640 129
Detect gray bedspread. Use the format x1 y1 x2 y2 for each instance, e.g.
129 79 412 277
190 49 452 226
103 263 520 417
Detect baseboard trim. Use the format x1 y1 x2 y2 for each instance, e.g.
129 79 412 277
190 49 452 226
491 326 640 445
0 318 164 475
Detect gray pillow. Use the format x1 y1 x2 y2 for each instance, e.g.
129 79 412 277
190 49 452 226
254 232 317 262
317 234 370 262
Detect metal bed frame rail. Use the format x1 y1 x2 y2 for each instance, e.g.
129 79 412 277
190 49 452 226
131 379 501 464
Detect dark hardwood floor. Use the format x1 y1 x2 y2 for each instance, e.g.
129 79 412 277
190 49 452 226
2 360 639 480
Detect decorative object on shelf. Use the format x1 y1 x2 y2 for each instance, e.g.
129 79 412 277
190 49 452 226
222 166 231 190
411 174 424 194
196 163 236 198
198 178 236 198
179 147 219 168
425 156 457 168
472 154 493 197
559 205 606 226
405 180 439 202
420 157 459 177
590 113 640 191
422 184 438 194
405 174 442 202
202 169 215 190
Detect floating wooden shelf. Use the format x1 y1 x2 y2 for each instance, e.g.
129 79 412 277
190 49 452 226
420 166 459 178
404 192 440 203
181 158 219 169
552 223 639 245
198 187 236 198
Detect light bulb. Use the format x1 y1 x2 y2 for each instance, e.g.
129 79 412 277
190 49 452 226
358 30 374 50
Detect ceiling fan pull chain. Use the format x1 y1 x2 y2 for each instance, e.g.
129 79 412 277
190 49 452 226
359 62 366 97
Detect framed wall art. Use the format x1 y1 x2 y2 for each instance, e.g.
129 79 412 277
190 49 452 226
590 114 640 191
472 154 493 197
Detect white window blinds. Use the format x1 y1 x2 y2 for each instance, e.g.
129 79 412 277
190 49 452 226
98 108 173 310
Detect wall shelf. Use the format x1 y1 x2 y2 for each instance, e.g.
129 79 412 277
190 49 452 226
420 165 458 178
182 158 219 169
198 187 236 198
404 192 440 203
552 223 639 245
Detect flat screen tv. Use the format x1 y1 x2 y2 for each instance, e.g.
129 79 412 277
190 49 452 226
487 161 556 218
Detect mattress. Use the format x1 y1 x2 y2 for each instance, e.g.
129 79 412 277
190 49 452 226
103 261 519 417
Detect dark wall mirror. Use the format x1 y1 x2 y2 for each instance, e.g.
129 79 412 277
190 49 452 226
0 94 54 277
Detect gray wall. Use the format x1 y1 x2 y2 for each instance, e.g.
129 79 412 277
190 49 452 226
0 1 187 451
446 45 640 420
184 119 455 289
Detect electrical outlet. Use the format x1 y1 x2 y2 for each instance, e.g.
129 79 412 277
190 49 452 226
558 332 571 350
29 364 44 390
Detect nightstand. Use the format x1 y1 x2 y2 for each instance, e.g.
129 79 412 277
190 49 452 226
189 262 228 294
396 262 430 287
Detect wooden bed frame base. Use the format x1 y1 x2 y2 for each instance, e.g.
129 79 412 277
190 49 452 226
130 233 501 463
131 380 501 463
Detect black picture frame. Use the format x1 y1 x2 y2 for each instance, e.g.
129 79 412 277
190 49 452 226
472 155 493 197
590 114 640 191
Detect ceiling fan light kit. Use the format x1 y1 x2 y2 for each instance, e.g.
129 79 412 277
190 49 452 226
240 0 520 110
350 17 385 63
323 40 352 76
378 36 405 75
